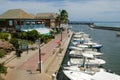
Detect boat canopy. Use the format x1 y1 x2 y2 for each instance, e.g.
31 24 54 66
82 54 94 58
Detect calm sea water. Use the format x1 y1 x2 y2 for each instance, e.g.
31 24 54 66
94 22 120 28
57 24 120 80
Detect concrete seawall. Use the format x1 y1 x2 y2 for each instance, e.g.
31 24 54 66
91 25 120 31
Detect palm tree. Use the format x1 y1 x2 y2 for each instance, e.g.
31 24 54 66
60 9 68 24
57 9 69 25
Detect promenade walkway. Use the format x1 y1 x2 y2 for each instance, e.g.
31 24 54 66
4 30 73 80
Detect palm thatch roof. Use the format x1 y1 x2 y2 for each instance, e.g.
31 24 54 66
35 13 58 19
0 9 34 19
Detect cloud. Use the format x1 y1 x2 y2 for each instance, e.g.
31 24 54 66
63 0 120 21
0 0 120 21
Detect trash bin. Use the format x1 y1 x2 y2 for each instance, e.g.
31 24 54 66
16 50 21 57
52 73 56 80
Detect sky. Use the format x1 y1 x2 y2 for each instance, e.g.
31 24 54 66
0 0 120 21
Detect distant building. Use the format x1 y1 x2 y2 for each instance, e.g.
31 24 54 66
0 9 59 33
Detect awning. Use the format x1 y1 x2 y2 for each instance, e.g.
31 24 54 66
21 27 51 34
44 33 51 36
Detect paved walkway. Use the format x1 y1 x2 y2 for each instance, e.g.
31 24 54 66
4 30 73 80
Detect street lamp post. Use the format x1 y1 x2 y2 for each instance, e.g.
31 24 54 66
60 28 62 42
38 39 41 73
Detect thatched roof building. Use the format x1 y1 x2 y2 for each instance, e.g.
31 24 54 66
0 9 34 19
35 13 58 19
0 9 59 32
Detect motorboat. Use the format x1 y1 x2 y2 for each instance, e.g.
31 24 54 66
74 34 83 38
69 46 84 51
69 50 83 58
63 70 92 80
72 38 85 45
63 69 120 80
92 71 120 80
74 32 90 38
82 51 103 58
74 31 85 35
69 50 103 58
84 41 103 49
69 58 106 66
68 53 106 66
76 44 88 48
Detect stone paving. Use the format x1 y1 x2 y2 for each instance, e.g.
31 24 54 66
3 30 72 80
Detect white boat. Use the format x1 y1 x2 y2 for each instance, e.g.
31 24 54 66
74 31 85 35
69 46 84 51
74 32 90 38
69 50 83 58
69 53 106 65
64 65 104 74
74 34 83 38
63 70 92 80
82 33 90 38
72 38 85 45
82 51 103 56
63 69 120 80
93 71 120 80
69 58 106 65
69 50 103 58
84 41 103 49
76 44 88 48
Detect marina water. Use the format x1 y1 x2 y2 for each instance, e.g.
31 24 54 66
94 22 120 28
57 23 120 80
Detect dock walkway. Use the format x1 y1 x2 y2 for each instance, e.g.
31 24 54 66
4 30 73 80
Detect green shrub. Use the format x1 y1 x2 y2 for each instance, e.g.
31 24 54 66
9 38 19 49
19 32 28 39
11 32 19 38
0 33 9 40
0 63 7 74
0 49 7 58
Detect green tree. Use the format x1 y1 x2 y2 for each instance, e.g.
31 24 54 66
27 30 39 42
39 34 46 43
58 9 69 24
50 30 55 39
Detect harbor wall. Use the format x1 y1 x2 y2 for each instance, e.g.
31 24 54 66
91 25 120 31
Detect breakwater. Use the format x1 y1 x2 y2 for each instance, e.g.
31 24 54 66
69 21 93 25
92 25 120 31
